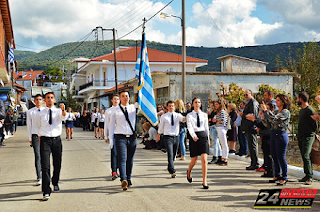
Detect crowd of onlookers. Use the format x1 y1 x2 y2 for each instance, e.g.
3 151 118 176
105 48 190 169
65 88 320 186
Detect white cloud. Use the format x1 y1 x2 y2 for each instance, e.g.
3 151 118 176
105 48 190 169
10 0 173 51
166 0 282 47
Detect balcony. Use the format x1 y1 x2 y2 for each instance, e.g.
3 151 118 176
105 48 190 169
79 81 93 91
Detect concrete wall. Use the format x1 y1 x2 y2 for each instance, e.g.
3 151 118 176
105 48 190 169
168 74 293 104
231 57 266 73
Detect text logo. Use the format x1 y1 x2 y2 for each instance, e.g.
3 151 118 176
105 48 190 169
254 189 317 209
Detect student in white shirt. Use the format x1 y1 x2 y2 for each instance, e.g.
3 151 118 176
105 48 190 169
97 109 105 139
26 94 44 185
156 100 185 178
91 108 99 137
104 94 120 180
65 107 76 141
142 122 157 149
35 92 67 201
109 91 138 191
186 97 210 189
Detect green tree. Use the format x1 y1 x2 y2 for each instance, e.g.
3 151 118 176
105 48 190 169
45 67 66 83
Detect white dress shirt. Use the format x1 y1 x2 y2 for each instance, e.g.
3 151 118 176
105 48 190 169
66 112 76 121
35 106 67 137
147 127 158 141
158 112 184 136
91 112 97 123
98 113 105 122
187 110 209 143
104 106 118 148
27 106 44 141
109 104 138 142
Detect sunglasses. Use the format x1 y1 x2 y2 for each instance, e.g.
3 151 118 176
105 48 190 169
244 94 249 97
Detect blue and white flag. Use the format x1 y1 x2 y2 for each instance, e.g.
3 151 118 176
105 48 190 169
135 32 158 126
8 42 14 63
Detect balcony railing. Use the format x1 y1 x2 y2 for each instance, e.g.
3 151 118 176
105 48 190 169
79 81 93 91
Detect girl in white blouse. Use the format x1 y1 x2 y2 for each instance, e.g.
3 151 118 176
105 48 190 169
97 109 105 139
65 107 76 140
186 97 209 189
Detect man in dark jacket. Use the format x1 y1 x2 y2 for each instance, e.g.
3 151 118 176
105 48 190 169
240 89 260 170
0 99 6 146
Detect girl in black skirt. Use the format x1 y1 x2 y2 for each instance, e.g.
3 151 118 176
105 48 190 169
186 97 210 189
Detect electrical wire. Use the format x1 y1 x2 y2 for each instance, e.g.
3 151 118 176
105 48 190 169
198 0 232 47
118 0 174 40
47 30 94 66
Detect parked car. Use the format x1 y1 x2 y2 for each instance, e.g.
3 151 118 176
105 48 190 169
18 112 26 126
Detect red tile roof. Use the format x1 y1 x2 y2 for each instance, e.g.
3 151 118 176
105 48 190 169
14 70 44 81
91 47 208 63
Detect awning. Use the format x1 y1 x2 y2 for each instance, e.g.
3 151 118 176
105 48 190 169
0 86 12 93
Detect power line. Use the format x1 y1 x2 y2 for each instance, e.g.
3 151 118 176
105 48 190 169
118 0 174 40
198 0 232 47
102 0 161 38
47 31 94 67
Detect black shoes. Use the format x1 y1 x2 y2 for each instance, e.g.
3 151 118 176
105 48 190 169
215 156 222 164
261 172 273 178
298 176 308 182
53 185 60 192
208 156 217 164
269 177 279 183
187 170 192 183
128 180 132 187
246 165 259 170
202 184 209 189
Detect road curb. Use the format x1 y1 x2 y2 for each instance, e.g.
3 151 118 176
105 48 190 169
228 154 320 180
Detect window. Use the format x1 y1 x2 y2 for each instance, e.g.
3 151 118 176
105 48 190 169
156 87 169 105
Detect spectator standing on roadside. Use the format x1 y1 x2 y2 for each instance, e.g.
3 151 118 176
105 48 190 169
241 90 260 170
0 98 7 146
297 92 317 185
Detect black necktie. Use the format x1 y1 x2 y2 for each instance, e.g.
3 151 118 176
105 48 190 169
49 109 52 125
197 113 200 127
171 114 174 126
124 107 129 119
38 109 40 112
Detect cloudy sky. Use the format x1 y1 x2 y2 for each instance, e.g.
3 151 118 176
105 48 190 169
10 0 320 52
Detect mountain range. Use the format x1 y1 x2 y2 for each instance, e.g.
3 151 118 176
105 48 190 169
15 40 308 72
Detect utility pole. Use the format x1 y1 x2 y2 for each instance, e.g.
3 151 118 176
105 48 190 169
67 62 71 107
93 26 118 93
182 0 186 103
113 28 118 94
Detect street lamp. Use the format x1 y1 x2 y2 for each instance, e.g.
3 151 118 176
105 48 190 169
160 2 186 103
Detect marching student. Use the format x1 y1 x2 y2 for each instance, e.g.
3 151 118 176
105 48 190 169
98 109 105 139
26 94 44 185
65 107 76 141
104 94 120 180
109 91 138 191
35 92 67 201
156 100 185 178
186 97 210 189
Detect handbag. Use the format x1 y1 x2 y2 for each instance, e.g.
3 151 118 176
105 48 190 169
119 106 137 140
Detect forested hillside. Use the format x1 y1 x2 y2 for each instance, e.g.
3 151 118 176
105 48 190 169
15 40 308 71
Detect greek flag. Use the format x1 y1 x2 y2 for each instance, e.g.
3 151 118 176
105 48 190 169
135 32 158 126
8 42 14 63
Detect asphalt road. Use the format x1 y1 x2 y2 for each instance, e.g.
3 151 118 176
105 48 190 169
0 126 319 212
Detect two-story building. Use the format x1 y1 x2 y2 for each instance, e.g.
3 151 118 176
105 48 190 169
72 46 208 111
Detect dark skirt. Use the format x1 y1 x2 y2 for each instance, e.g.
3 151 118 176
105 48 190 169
189 131 209 158
99 122 104 129
66 120 74 128
227 127 237 141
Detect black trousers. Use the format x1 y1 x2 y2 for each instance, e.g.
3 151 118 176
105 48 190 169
261 136 273 173
164 135 179 174
246 132 259 167
40 136 62 195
